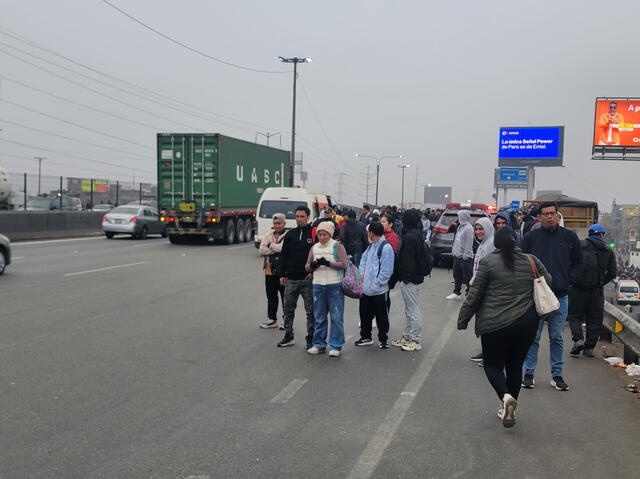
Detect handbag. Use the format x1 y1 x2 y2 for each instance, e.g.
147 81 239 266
341 258 364 298
527 255 560 316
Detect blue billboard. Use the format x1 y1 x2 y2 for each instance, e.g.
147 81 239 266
498 126 564 167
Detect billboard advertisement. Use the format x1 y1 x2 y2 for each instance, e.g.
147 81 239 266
498 126 564 167
593 99 640 147
81 179 109 193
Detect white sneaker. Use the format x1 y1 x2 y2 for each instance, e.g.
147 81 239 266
307 346 326 354
372 319 377 329
446 293 462 300
391 337 409 347
328 349 341 357
401 340 422 352
501 394 517 428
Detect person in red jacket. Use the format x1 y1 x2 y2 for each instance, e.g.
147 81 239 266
380 214 400 253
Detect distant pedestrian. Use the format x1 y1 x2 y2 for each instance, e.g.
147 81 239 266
355 221 395 349
458 227 551 428
446 210 474 300
493 211 512 230
392 209 427 352
521 202 583 391
258 213 287 329
339 209 368 267
305 222 348 357
312 207 339 239
277 206 315 349
359 205 372 225
568 224 617 358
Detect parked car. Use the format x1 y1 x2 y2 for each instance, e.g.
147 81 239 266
91 204 114 213
25 196 78 211
102 205 167 239
0 232 11 275
429 208 489 266
616 279 640 305
69 197 83 211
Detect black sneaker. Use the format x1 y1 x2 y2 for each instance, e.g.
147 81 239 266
583 348 594 358
355 338 374 346
551 376 570 391
277 334 295 347
570 339 585 357
521 374 535 389
469 352 483 362
379 341 389 349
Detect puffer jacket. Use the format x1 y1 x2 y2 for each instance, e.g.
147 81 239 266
458 249 551 336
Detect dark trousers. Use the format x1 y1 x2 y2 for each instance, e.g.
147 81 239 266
568 286 605 349
359 293 390 343
282 279 314 344
265 275 285 320
481 307 539 400
453 257 473 295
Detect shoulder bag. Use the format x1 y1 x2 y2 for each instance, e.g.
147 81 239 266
527 255 560 316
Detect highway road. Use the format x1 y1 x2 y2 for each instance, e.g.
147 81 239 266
1 237 639 478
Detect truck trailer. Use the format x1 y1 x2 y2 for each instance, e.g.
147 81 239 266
157 133 290 244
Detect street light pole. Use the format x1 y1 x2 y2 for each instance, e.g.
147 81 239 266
355 154 402 207
397 164 410 209
279 56 311 187
34 156 46 195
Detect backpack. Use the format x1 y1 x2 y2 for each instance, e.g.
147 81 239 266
574 239 608 288
376 241 399 289
419 241 434 277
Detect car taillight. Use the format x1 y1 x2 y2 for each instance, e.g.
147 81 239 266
129 217 138 222
434 225 449 234
103 216 108 221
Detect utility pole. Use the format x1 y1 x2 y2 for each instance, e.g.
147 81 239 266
255 132 282 147
337 172 345 204
364 166 371 205
34 156 46 195
397 164 410 209
278 56 311 187
413 165 419 205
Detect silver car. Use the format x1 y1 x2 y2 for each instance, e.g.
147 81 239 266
0 232 11 275
102 205 167 240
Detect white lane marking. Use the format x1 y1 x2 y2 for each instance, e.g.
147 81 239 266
346 313 457 479
270 378 309 404
64 261 149 277
226 244 253 250
12 256 25 260
186 476 209 479
13 236 102 246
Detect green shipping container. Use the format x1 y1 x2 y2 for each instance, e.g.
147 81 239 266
157 133 290 211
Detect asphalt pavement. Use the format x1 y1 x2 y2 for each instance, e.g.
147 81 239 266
1 236 639 478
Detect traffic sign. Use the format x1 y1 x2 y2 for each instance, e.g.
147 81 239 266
499 167 528 182
509 200 521 209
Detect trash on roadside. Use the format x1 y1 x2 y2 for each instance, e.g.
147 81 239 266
604 357 624 365
624 384 640 393
625 364 640 376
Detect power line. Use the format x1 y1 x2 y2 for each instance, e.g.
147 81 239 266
99 0 290 75
0 26 287 133
0 138 155 174
1 98 154 150
0 118 151 159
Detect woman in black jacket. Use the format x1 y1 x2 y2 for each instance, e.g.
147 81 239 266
457 227 551 428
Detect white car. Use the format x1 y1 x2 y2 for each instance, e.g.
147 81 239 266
616 279 640 305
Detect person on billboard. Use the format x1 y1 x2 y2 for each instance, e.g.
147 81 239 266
598 101 624 145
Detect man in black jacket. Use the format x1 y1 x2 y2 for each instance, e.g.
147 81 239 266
391 209 426 352
568 224 617 358
521 202 583 391
358 205 371 225
340 209 368 266
277 206 315 349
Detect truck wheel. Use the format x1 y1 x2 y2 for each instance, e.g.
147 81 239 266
243 218 253 243
168 234 182 244
235 218 245 244
224 219 235 245
105 232 114 239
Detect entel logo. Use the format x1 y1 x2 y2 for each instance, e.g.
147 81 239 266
633 137 640 143
502 131 507 136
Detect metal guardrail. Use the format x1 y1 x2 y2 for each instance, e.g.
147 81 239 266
603 300 640 364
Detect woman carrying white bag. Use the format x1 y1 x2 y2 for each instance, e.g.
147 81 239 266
457 227 551 428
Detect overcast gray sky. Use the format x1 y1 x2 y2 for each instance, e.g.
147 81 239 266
1 0 640 210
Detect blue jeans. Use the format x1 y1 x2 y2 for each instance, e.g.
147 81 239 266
524 295 568 377
312 283 345 350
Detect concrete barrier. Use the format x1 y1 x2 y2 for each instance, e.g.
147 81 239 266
0 212 104 241
603 300 640 365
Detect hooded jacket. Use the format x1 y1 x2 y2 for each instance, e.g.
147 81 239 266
494 211 512 229
471 217 495 284
521 225 583 296
452 210 474 260
575 236 617 288
397 209 425 285
281 223 314 280
339 217 368 256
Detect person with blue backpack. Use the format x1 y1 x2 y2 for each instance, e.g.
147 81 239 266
305 221 348 357
355 221 395 349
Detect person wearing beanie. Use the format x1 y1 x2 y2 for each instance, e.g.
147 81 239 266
391 209 428 352
305 220 348 357
568 223 617 358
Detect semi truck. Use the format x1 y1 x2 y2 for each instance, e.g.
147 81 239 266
157 133 290 244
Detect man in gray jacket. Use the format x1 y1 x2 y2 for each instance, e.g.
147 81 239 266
447 210 474 300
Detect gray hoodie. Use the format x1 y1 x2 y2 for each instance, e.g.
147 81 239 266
451 210 474 260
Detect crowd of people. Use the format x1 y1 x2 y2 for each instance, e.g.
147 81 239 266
257 201 618 429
